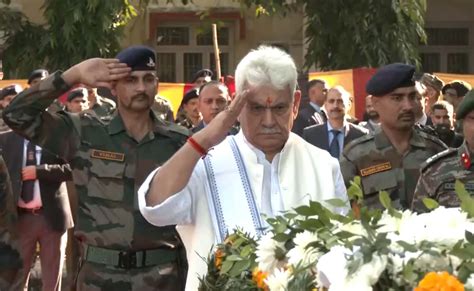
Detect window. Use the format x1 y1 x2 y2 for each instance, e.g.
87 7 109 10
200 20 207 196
447 53 469 74
419 24 472 73
197 27 229 46
421 53 441 73
210 53 229 77
425 28 469 46
157 53 176 82
155 23 234 82
184 53 203 82
156 27 189 45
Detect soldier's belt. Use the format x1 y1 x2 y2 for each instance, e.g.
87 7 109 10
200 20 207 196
83 244 177 269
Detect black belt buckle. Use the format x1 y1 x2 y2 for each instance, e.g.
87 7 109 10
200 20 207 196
118 251 137 269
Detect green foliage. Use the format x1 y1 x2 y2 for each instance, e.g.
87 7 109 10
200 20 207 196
0 0 183 78
238 0 427 70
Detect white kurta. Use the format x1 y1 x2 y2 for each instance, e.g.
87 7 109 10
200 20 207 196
138 131 348 290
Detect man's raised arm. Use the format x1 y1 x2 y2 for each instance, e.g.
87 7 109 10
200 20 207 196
145 90 249 206
3 58 130 161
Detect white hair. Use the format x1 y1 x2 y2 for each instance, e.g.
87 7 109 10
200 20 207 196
235 46 297 95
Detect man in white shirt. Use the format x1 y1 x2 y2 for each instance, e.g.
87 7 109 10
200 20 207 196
138 46 349 290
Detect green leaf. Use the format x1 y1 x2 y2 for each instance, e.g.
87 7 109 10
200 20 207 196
228 259 251 277
379 191 392 210
294 205 318 216
422 198 439 210
466 231 474 245
226 255 242 262
273 233 291 242
456 180 474 218
326 198 349 208
396 241 418 252
220 260 233 274
240 244 254 258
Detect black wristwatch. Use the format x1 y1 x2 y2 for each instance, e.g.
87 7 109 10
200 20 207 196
52 71 72 92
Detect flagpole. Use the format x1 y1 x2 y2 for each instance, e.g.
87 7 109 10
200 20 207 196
212 24 221 81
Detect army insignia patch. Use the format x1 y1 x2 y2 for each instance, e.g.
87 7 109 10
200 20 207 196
147 57 155 68
91 150 125 162
360 162 392 177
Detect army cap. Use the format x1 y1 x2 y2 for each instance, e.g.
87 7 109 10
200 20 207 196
192 69 213 83
0 84 23 100
116 45 156 71
27 69 49 85
181 88 199 105
420 73 444 92
67 88 86 102
456 90 474 120
442 80 472 97
366 63 416 96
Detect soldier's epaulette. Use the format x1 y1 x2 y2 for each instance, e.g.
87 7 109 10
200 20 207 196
417 129 448 149
421 148 457 172
343 132 374 152
155 122 190 145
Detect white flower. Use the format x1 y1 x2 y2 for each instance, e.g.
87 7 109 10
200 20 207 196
317 246 387 291
332 220 368 238
255 233 286 273
316 246 350 288
465 274 474 291
286 231 320 267
413 207 469 247
265 268 293 291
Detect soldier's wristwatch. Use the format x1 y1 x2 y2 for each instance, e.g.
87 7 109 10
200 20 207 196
52 71 72 92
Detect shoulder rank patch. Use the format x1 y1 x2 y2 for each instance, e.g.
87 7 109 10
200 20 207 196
360 162 392 177
91 149 125 162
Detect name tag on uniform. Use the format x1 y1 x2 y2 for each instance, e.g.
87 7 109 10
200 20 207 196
91 149 125 162
360 162 392 177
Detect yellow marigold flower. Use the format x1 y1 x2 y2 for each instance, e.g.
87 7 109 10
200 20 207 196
214 248 224 270
252 267 269 290
415 271 464 291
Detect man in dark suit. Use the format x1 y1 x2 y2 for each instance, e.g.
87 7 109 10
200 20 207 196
303 86 368 159
192 81 239 135
292 79 328 135
0 130 73 291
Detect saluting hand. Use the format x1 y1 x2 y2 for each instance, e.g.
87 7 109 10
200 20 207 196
62 58 131 89
192 89 250 150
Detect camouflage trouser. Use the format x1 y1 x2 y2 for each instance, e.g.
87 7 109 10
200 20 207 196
75 260 186 291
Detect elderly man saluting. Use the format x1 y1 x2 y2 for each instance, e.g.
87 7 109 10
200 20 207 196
138 46 349 290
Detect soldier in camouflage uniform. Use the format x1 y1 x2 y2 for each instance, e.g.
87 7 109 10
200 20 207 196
87 87 117 117
3 46 189 290
340 63 447 210
412 90 474 212
0 154 23 291
175 89 201 130
0 85 23 132
151 95 174 122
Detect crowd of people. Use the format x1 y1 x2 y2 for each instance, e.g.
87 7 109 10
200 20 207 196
0 44 472 291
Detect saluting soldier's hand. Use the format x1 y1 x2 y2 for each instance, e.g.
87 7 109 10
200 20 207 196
62 58 131 89
192 89 250 150
22 166 37 181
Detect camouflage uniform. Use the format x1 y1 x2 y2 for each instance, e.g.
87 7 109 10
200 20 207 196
0 155 23 291
175 113 196 130
3 72 189 291
340 127 447 209
89 96 116 117
0 109 10 132
412 141 474 212
151 96 174 122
